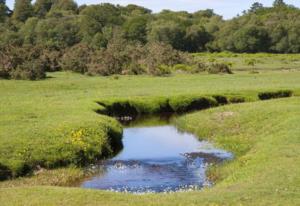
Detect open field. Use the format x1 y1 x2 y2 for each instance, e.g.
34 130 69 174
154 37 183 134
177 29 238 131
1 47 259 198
1 69 300 205
194 52 300 72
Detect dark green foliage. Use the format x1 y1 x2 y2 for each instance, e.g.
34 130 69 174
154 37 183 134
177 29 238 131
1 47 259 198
123 16 148 43
0 0 9 22
273 0 286 7
35 16 80 49
51 0 78 12
13 0 33 22
233 26 271 53
258 90 293 100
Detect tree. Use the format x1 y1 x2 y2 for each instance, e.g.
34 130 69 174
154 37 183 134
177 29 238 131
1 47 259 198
13 0 33 22
34 0 53 17
273 0 286 7
184 25 211 52
249 2 264 13
51 0 77 12
233 26 271 53
123 16 148 43
19 17 39 44
0 0 9 22
147 20 186 50
79 4 123 42
35 16 80 49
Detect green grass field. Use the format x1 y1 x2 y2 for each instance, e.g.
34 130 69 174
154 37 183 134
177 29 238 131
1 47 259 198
194 52 300 72
1 65 300 205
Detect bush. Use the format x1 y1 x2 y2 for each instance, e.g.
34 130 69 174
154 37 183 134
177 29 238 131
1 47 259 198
258 90 293 100
10 60 46 80
40 49 62 72
144 42 188 76
61 43 93 74
0 45 47 80
208 63 233 74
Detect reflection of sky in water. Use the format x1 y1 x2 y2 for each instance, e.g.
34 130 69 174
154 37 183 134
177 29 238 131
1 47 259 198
115 126 203 160
81 125 232 193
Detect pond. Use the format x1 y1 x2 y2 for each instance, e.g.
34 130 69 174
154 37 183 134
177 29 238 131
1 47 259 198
80 116 232 193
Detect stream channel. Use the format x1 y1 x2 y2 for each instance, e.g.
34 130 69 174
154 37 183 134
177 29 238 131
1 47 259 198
80 115 232 193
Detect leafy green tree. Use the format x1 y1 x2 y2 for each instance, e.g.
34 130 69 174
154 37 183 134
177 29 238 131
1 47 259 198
123 16 148 43
184 25 211 52
0 0 9 22
233 26 270 52
122 4 151 16
13 0 34 22
249 2 264 13
147 20 186 50
51 0 77 12
34 0 53 17
79 4 123 43
19 17 39 44
273 0 286 7
35 16 80 49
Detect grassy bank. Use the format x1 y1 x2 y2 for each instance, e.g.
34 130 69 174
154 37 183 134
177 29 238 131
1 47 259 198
1 71 300 178
1 97 299 205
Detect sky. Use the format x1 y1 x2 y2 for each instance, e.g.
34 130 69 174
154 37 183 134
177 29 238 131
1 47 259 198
5 0 300 19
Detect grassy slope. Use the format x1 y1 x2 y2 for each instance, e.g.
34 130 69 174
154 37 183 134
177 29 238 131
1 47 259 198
0 97 299 205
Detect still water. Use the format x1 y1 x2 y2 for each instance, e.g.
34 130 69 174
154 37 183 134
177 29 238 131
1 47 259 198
81 117 232 193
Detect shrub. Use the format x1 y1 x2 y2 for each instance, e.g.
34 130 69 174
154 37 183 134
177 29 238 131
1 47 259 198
60 43 93 74
144 42 187 75
208 63 233 74
258 90 293 100
40 49 62 72
9 59 46 80
0 45 47 80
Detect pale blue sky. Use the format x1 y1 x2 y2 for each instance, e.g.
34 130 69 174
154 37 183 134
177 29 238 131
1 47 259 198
6 0 300 19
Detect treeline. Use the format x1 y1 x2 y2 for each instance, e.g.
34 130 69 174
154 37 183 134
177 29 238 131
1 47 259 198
0 0 299 79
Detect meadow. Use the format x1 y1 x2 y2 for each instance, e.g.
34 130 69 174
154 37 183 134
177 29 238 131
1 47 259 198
194 52 300 72
0 55 300 205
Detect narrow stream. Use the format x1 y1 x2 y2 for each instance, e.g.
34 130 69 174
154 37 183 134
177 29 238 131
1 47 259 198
80 116 232 193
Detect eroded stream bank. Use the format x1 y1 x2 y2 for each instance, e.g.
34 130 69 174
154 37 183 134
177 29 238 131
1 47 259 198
79 116 232 193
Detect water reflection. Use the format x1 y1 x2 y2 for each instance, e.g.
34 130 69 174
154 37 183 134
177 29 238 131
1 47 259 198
81 118 232 193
